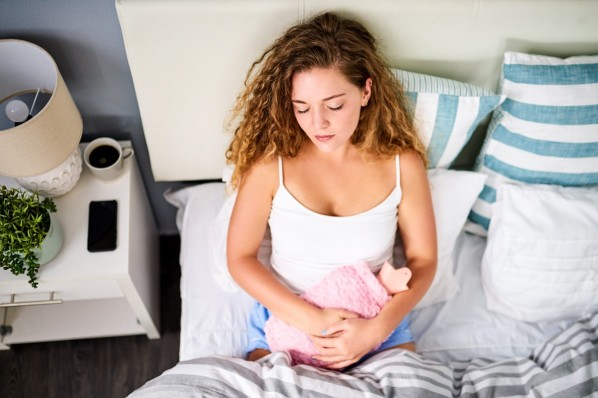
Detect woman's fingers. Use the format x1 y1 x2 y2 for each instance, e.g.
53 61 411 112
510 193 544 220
311 350 359 369
311 335 362 369
321 320 348 336
318 312 357 337
311 335 349 354
311 334 338 346
315 308 357 336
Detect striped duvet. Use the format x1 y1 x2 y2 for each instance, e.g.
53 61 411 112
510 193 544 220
130 312 597 397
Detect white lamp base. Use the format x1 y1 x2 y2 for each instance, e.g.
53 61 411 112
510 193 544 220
16 146 82 198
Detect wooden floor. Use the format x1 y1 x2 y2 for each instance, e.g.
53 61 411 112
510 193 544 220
0 235 182 398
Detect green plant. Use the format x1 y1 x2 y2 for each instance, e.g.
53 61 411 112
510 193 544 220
0 186 57 288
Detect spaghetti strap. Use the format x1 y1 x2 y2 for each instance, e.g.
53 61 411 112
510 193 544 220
278 156 284 185
395 154 401 189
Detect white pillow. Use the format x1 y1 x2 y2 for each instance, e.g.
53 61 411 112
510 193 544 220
209 191 272 292
468 52 598 235
414 169 486 309
392 69 501 168
482 183 598 322
210 168 486 309
165 183 256 359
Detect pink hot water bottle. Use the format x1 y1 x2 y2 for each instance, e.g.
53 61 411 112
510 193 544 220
264 261 411 367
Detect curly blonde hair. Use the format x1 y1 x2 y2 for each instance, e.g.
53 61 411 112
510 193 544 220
226 12 426 188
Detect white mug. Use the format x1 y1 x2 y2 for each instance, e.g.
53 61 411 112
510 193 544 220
83 138 134 180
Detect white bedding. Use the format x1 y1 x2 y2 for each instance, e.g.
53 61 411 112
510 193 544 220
165 182 574 364
165 183 255 360
410 232 572 362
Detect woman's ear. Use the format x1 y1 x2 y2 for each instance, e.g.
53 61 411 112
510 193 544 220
362 78 373 106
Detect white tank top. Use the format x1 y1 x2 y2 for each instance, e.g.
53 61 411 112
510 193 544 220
268 155 402 293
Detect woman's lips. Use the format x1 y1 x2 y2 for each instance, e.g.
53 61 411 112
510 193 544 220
315 135 334 142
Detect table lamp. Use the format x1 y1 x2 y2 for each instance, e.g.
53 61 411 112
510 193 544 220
0 39 83 197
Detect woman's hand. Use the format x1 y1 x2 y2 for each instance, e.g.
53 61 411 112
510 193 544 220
310 316 383 369
308 308 359 337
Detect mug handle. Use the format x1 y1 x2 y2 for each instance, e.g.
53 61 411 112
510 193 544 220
122 147 134 160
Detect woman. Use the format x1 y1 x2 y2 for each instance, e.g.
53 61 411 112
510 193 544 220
226 12 437 370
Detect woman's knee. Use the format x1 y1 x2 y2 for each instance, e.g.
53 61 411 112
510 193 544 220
248 348 272 361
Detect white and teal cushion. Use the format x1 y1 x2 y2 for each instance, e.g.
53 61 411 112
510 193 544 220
392 69 501 168
467 52 598 235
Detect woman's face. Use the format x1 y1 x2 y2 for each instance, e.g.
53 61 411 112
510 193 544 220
291 67 371 154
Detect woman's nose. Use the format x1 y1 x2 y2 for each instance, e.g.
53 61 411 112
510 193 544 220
312 108 330 129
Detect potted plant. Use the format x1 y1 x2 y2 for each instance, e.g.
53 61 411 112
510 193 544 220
0 185 63 288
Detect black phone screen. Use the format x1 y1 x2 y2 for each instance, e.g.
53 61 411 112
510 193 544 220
87 200 118 252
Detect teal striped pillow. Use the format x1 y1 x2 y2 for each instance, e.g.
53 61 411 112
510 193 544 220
392 69 501 168
467 52 598 235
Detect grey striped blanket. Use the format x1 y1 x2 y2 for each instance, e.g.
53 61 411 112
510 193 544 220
130 312 598 397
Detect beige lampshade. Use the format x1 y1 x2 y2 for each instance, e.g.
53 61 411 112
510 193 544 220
0 39 82 178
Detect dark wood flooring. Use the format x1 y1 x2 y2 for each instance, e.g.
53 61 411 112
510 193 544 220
0 235 182 398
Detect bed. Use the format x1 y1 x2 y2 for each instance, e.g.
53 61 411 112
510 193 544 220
115 1 598 396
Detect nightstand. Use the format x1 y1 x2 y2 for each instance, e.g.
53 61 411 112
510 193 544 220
0 141 160 349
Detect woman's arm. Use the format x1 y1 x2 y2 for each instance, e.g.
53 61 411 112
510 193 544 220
372 149 437 336
312 150 437 368
227 160 357 335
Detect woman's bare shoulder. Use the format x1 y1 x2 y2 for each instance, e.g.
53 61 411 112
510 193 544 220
398 148 427 187
239 156 279 197
399 148 425 168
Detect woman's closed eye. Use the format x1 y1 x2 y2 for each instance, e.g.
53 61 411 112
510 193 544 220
295 104 343 114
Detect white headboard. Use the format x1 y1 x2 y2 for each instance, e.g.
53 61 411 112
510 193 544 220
116 0 598 181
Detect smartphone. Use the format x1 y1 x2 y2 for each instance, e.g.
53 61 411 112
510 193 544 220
87 200 118 252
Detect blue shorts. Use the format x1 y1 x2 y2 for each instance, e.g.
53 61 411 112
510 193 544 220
245 302 414 360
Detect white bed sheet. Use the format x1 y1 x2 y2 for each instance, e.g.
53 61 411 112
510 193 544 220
410 232 573 362
167 182 573 363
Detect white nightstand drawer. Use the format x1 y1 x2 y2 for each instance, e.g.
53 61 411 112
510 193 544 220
1 298 146 345
0 279 124 306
